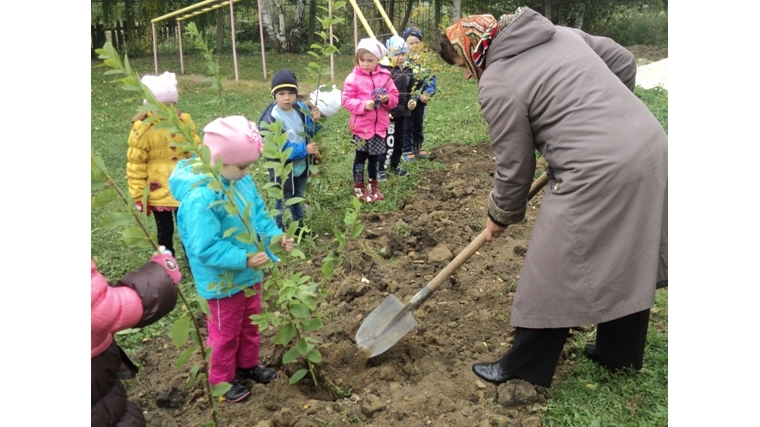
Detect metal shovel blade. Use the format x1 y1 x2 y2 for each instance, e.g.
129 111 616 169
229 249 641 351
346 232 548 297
354 172 550 358
355 295 418 357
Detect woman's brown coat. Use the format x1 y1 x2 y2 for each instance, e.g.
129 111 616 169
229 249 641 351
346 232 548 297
481 9 668 328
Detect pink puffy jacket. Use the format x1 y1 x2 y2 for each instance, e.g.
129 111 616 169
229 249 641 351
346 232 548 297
91 259 178 427
342 65 399 139
91 261 143 357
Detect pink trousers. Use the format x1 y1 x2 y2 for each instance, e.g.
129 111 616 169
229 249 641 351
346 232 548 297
206 284 261 385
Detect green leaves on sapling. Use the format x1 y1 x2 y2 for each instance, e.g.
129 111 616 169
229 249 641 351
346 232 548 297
91 188 118 208
171 314 191 348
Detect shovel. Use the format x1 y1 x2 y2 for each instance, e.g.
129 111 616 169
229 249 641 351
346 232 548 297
355 172 549 357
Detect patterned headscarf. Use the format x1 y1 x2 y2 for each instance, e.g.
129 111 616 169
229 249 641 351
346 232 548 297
445 14 499 80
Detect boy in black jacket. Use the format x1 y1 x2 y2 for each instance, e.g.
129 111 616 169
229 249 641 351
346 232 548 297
378 35 417 180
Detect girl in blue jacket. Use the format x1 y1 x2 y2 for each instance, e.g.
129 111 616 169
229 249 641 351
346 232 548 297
169 115 294 403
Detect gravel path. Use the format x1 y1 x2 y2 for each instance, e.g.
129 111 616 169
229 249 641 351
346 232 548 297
636 58 668 91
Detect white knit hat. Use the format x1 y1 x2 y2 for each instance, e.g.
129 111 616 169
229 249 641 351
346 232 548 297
356 38 388 60
141 71 179 104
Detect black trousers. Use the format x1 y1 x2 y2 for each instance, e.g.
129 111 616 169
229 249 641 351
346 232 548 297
379 115 406 171
497 309 650 387
153 210 177 256
403 102 426 154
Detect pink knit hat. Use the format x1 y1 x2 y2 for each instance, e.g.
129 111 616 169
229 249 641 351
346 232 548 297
203 116 264 165
141 71 179 104
356 38 388 60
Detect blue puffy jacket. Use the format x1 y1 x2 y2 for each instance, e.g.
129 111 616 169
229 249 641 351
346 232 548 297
258 100 322 163
168 159 283 300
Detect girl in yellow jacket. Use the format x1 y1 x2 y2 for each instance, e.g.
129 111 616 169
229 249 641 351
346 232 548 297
127 71 201 256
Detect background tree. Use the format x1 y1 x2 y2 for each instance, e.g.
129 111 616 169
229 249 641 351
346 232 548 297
215 8 225 53
451 0 461 21
260 0 308 53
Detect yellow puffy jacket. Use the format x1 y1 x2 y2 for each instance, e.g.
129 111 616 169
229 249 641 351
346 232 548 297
126 112 201 208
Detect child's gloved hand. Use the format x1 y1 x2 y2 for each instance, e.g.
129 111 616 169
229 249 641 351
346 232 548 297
135 201 151 216
151 246 182 285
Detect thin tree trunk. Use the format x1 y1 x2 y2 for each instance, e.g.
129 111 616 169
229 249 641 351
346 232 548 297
216 9 225 53
544 0 552 22
434 0 442 41
306 0 317 48
399 0 414 32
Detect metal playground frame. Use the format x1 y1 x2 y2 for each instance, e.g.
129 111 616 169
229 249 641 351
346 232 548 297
149 0 266 82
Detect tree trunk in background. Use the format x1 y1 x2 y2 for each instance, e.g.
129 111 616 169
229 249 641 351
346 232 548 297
451 0 461 21
544 0 552 21
400 0 414 33
286 0 307 52
260 0 285 51
573 3 585 29
434 0 442 41
388 0 396 22
215 9 224 53
306 0 317 48
260 0 307 53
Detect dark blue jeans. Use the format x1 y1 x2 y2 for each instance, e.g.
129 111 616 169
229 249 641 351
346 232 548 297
267 167 308 231
403 102 426 153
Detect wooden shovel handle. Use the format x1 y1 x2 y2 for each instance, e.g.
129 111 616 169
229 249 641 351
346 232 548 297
425 171 549 294
528 171 549 200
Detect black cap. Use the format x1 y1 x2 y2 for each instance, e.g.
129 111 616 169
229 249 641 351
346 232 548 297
270 69 298 97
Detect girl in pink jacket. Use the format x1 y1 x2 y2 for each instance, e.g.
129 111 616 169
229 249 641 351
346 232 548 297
341 38 399 202
91 249 181 427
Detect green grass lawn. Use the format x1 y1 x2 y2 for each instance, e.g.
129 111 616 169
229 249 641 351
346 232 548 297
91 50 668 426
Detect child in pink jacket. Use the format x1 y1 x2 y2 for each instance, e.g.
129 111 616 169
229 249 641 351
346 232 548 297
341 38 399 202
91 249 181 427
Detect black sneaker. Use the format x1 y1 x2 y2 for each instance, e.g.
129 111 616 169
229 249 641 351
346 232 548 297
238 366 277 384
389 167 408 177
223 380 251 403
377 170 388 181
